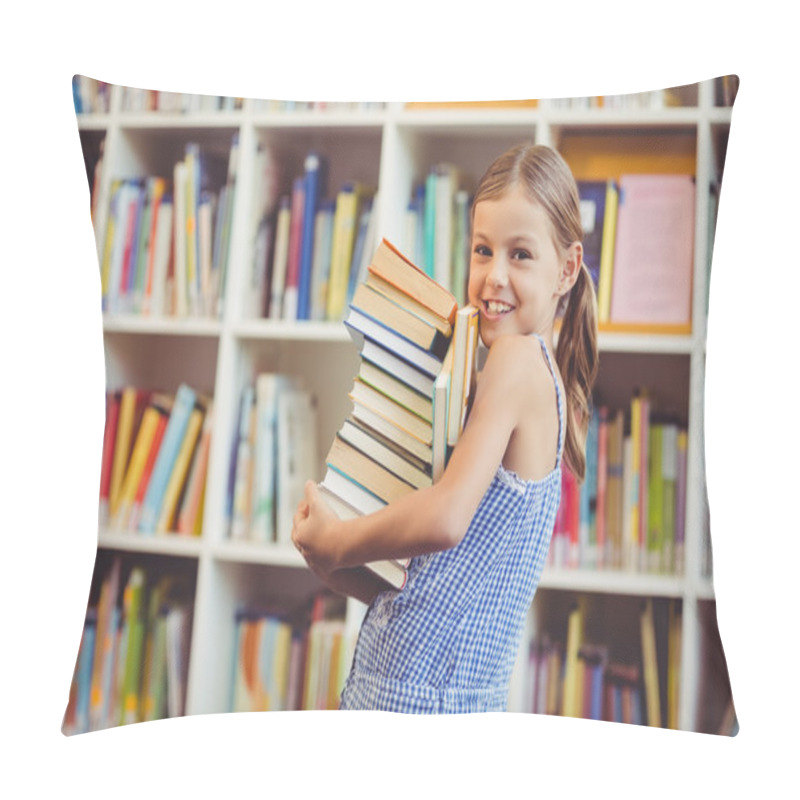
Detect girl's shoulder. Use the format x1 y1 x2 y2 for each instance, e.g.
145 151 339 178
480 333 553 396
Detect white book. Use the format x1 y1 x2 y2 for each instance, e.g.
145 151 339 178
144 197 173 316
230 385 255 540
269 197 292 320
318 485 408 589
250 374 280 543
172 161 188 317
321 467 386 516
344 307 443 378
276 388 317 545
360 338 436 399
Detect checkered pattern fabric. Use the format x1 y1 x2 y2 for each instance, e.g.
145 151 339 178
339 335 564 713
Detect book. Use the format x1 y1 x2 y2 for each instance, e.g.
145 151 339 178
640 598 662 727
446 305 479 447
349 379 433 446
596 181 619 325
297 152 327 320
310 200 335 321
250 374 280 543
326 183 364 320
576 180 609 293
108 386 141 520
318 485 408 590
139 384 198 534
337 418 432 490
431 342 453 482
276 387 317 545
345 307 445 379
327 435 416 506
369 238 458 325
365 270 452 337
98 391 121 527
156 399 206 533
176 401 213 536
351 283 450 359
282 176 306 321
357 359 433 421
113 395 171 530
610 175 695 331
268 196 292 319
359 338 437 399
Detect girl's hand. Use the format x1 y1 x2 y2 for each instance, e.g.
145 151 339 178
291 481 341 576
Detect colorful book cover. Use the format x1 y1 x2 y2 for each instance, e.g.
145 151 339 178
139 384 197 534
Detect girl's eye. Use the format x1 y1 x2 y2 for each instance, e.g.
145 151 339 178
473 244 491 257
512 249 532 260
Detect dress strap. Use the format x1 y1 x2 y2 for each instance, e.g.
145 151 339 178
531 334 565 470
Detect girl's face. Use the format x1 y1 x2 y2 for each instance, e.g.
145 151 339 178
468 184 577 348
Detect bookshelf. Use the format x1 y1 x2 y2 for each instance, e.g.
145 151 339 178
69 76 736 733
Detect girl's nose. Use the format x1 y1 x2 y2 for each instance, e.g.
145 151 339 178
487 258 509 288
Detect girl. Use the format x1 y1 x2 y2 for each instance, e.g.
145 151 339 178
292 143 598 713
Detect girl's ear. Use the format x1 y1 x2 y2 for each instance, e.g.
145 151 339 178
557 241 583 296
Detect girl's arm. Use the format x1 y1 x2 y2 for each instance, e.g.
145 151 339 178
292 334 540 574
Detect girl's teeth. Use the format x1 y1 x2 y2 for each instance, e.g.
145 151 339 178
487 301 511 314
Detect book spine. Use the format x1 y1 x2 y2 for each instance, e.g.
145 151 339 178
139 384 197 534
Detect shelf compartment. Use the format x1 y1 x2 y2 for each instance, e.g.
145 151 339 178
103 331 219 398
98 528 203 558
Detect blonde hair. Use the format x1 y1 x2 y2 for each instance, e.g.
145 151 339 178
472 143 599 482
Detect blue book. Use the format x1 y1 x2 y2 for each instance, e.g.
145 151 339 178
125 181 147 304
75 612 97 734
297 152 327 320
345 198 373 307
423 170 437 277
138 383 197 534
576 180 609 293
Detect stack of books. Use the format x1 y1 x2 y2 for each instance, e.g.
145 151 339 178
319 238 479 590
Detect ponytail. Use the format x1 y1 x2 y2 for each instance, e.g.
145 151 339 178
556 261 599 483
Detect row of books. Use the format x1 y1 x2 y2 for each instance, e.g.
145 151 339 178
577 174 696 331
549 395 689 575
62 559 193 735
225 376 317 545
230 594 354 712
403 164 472 306
251 99 387 114
72 75 112 114
249 151 378 323
549 88 692 110
120 87 245 114
99 383 213 537
100 137 239 318
317 239 478 590
523 599 681 729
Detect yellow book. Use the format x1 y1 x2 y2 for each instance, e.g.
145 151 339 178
100 179 122 302
596 181 619 324
326 184 363 320
640 599 662 727
109 387 138 519
629 394 642 568
155 405 204 533
113 400 168 530
562 601 586 717
667 601 682 729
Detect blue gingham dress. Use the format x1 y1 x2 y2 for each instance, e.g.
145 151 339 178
339 334 564 713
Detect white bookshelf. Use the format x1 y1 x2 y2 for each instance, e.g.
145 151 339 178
75 78 734 732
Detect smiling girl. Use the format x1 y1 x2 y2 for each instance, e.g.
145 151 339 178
292 143 599 713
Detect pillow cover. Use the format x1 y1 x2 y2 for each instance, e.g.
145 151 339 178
63 74 738 736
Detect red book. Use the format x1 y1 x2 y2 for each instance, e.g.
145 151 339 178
99 391 121 526
564 467 581 568
127 409 168 531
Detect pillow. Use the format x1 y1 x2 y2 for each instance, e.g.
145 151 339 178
62 74 738 737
